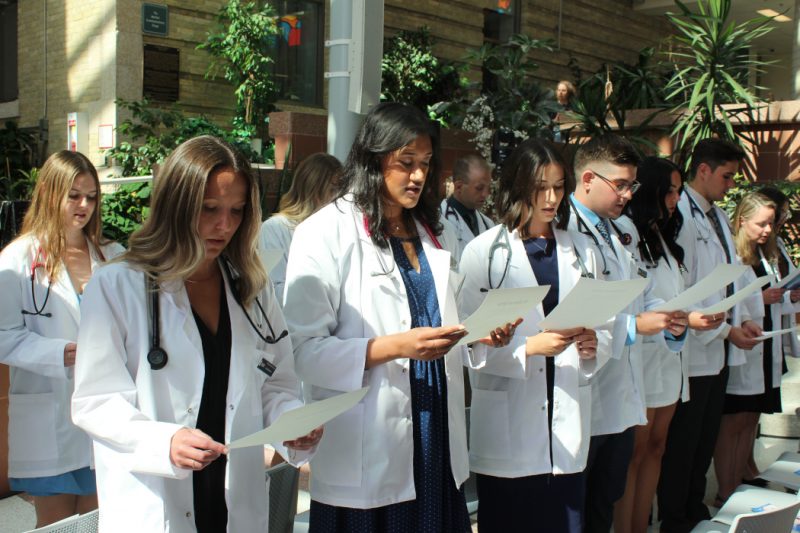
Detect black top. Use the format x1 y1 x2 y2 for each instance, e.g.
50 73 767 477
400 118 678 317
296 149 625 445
524 237 559 449
447 196 479 236
192 287 232 533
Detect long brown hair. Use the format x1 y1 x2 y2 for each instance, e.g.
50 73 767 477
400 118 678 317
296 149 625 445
19 150 105 278
122 136 266 304
277 152 341 226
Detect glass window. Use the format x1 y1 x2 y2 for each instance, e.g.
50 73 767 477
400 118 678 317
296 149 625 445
270 0 324 106
0 0 18 103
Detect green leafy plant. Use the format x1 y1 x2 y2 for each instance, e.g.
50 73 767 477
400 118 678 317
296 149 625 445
107 98 261 177
0 121 36 201
199 0 280 138
101 182 151 245
104 99 262 241
664 0 774 164
381 27 468 126
457 34 559 159
568 47 669 151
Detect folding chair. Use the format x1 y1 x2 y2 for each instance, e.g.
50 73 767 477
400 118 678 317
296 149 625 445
24 514 80 533
266 461 300 533
755 451 800 491
691 500 800 532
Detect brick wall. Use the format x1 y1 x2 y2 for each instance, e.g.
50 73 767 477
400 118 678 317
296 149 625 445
384 0 672 88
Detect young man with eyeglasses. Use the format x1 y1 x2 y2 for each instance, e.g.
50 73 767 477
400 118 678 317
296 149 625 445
657 139 762 533
567 135 687 533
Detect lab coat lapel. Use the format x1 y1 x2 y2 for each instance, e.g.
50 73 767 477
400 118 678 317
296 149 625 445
555 227 581 302
160 281 204 388
223 267 251 419
50 265 81 326
418 219 452 325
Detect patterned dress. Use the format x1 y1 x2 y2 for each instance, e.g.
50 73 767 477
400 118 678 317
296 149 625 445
310 236 470 532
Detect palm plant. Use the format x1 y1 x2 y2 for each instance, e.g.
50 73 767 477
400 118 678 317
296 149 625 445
664 0 775 163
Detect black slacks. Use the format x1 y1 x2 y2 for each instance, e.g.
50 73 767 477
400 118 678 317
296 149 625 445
583 426 636 533
477 471 585 533
657 366 730 533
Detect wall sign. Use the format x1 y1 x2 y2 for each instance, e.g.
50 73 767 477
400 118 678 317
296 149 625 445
142 3 168 37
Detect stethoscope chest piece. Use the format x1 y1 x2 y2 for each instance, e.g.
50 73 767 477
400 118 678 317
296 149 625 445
147 347 168 371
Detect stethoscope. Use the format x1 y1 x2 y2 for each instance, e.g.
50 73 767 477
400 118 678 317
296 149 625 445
443 197 489 235
366 215 443 277
21 247 53 318
480 225 596 292
686 192 713 244
146 257 288 371
569 198 631 277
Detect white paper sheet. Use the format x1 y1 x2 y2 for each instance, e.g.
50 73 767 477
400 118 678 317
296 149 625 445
777 269 800 289
228 387 369 450
698 275 774 315
653 264 748 311
456 286 550 346
258 248 284 273
752 326 800 341
537 277 649 330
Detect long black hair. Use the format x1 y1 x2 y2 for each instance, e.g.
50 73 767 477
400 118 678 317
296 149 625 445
495 138 572 237
338 102 442 247
625 156 685 266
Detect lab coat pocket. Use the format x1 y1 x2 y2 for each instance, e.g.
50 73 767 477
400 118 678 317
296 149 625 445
469 388 511 460
8 392 59 462
312 402 364 487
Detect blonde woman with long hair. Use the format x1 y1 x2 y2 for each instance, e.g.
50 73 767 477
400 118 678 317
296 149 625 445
0 151 123 527
714 192 779 504
71 136 321 532
259 152 341 300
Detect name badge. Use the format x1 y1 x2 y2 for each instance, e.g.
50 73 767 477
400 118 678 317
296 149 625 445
258 358 276 377
637 267 648 279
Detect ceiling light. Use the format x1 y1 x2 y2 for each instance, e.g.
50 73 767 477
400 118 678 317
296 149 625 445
757 8 791 22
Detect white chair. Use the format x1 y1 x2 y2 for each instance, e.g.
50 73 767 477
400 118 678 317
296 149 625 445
24 515 80 533
691 500 800 532
755 451 800 491
76 509 99 533
710 484 799 526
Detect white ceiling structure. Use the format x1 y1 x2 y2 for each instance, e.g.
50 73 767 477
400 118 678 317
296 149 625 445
633 0 796 54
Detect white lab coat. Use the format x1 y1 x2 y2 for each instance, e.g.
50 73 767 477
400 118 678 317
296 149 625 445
258 214 294 301
0 235 123 478
441 198 495 259
283 196 469 509
458 224 611 477
632 232 690 408
777 238 800 358
567 208 660 436
676 188 755 376
71 261 308 533
727 258 777 396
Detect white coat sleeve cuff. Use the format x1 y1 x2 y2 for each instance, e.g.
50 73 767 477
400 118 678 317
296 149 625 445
128 423 191 479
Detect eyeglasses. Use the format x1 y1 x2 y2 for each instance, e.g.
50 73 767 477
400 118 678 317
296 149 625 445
591 170 641 196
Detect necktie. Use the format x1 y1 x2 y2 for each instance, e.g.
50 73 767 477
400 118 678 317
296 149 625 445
707 207 734 297
707 208 731 263
596 220 613 248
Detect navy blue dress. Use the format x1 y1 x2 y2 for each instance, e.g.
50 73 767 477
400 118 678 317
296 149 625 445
310 236 470 532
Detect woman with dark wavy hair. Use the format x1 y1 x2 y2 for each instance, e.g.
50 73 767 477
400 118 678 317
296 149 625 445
615 156 689 533
283 102 513 532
